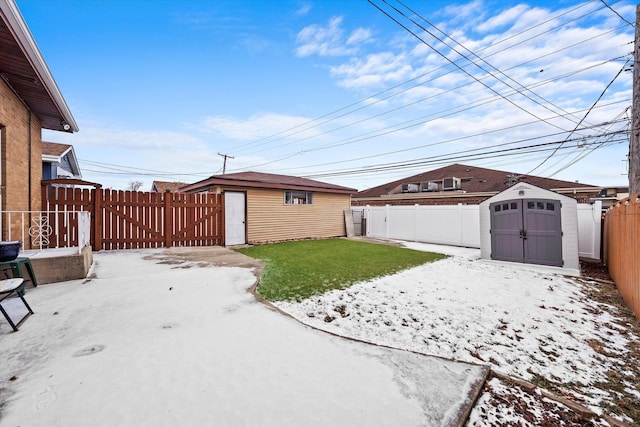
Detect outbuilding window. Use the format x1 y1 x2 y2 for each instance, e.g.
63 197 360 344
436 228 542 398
285 191 313 205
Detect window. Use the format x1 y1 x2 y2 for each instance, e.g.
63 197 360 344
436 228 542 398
284 191 313 205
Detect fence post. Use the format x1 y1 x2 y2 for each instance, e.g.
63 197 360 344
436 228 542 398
457 204 463 246
414 204 419 242
164 192 173 248
385 204 390 239
220 193 225 246
93 188 102 250
365 205 370 237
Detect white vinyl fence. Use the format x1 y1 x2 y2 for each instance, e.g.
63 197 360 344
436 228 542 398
354 201 601 260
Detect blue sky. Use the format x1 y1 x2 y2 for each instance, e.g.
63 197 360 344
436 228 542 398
17 0 635 190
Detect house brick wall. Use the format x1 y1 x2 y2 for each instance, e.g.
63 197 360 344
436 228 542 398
1 79 44 246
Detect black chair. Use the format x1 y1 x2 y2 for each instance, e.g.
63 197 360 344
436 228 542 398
0 278 33 331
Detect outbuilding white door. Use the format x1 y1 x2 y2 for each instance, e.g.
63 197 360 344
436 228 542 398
225 192 246 246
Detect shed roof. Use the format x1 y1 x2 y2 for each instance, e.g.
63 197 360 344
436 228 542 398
355 163 599 198
180 171 357 195
0 0 77 132
480 182 576 206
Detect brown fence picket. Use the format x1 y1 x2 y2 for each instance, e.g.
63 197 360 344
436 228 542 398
41 186 223 250
604 193 640 319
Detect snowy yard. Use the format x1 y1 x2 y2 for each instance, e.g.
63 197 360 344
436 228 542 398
2 243 638 426
275 242 640 425
0 247 487 427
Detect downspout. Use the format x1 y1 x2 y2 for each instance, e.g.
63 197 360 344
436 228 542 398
28 110 32 213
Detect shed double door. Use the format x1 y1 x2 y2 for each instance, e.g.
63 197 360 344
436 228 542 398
490 199 563 267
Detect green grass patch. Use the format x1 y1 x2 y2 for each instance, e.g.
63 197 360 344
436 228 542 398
235 238 446 301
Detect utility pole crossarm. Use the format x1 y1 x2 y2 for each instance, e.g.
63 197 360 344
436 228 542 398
218 153 234 175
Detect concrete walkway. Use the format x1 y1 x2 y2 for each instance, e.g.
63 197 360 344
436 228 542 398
0 247 487 427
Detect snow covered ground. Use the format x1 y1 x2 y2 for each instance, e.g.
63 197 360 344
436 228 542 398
3 242 637 425
0 248 487 427
275 242 640 425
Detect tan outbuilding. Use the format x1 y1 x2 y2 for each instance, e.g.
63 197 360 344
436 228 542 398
180 172 356 245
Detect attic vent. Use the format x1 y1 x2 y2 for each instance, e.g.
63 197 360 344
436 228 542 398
401 183 419 193
421 182 439 192
443 177 461 191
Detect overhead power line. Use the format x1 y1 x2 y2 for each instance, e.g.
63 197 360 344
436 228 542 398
300 129 629 179
392 0 604 131
233 9 631 172
525 58 630 176
600 0 634 27
369 0 611 135
228 0 617 158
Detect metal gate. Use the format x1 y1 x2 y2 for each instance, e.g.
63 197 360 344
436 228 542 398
490 199 563 267
352 209 365 236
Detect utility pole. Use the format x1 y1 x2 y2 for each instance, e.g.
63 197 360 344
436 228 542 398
218 153 234 174
630 4 640 195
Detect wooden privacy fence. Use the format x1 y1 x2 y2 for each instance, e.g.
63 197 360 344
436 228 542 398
42 186 224 250
604 193 640 319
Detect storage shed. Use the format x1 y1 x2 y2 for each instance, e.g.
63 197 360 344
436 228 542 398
479 183 579 272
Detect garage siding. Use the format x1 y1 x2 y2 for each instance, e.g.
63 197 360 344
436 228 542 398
245 188 350 243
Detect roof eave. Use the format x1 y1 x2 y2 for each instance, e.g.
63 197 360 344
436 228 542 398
66 145 82 177
181 179 355 195
0 0 78 133
41 154 61 163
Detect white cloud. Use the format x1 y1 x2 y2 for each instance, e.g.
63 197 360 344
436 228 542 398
438 0 486 32
294 3 312 16
346 27 372 45
295 16 372 57
476 4 530 33
330 52 414 88
200 112 315 140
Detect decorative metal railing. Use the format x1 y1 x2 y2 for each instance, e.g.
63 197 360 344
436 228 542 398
1 210 91 253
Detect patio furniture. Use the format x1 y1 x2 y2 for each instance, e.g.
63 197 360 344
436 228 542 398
0 257 38 295
0 278 33 331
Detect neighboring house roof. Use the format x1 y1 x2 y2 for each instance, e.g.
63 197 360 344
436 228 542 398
42 141 81 177
0 0 78 132
355 163 600 200
151 181 188 193
180 172 357 195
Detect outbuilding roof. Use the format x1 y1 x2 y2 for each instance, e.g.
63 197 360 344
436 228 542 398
180 171 357 195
